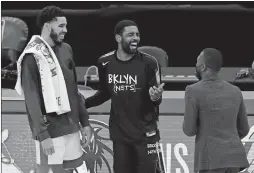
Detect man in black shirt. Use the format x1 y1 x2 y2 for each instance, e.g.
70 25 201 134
85 20 164 173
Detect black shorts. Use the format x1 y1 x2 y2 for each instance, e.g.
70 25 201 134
113 140 164 173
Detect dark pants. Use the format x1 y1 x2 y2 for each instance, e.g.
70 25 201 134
199 167 240 173
113 141 159 173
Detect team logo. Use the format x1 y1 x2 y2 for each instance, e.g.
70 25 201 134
79 119 113 173
108 74 139 94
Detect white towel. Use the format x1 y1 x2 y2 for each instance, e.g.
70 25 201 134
15 35 71 115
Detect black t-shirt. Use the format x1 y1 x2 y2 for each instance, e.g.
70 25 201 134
85 50 162 144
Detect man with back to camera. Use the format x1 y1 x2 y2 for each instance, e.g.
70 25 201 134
84 20 165 173
15 5 92 173
182 48 250 173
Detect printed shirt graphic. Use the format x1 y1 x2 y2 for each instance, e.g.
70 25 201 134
108 73 139 94
100 51 160 98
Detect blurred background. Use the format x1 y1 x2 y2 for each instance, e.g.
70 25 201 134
2 1 254 67
1 2 254 173
2 1 254 90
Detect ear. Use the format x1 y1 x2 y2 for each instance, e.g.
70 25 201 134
43 22 51 32
201 64 206 72
115 34 121 43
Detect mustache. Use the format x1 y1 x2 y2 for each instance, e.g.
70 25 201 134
130 40 138 43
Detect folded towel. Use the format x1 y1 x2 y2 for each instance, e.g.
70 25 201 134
15 35 71 115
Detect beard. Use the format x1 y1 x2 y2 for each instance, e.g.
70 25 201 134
195 67 202 81
121 40 138 55
50 28 63 45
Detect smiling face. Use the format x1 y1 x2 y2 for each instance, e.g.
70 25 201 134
48 16 67 45
117 25 140 54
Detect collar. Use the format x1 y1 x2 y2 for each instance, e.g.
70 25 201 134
114 50 139 63
202 75 220 82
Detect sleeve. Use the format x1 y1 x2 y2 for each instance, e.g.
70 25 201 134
147 59 162 106
21 54 50 142
182 86 198 136
68 45 90 127
237 92 250 139
78 92 90 127
85 60 111 109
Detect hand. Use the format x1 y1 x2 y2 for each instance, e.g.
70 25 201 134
80 126 93 148
149 83 165 101
41 138 55 155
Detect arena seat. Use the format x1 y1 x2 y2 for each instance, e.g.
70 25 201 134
1 17 29 89
138 46 169 67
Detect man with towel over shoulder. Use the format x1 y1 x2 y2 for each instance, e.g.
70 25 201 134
15 5 92 173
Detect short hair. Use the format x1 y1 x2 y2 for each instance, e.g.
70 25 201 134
36 5 64 30
114 19 138 35
202 48 223 72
